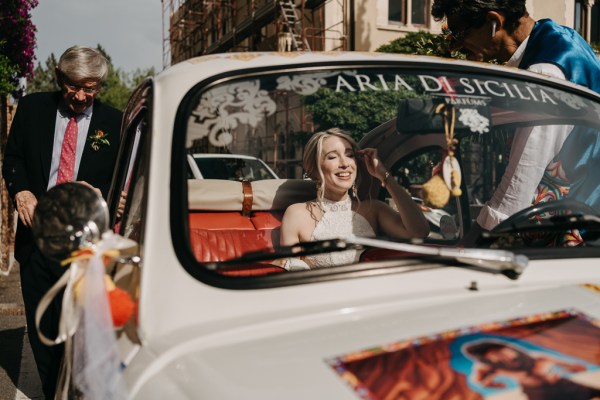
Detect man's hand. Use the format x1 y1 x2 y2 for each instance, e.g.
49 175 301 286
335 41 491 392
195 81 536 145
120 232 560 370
15 190 38 227
76 181 102 198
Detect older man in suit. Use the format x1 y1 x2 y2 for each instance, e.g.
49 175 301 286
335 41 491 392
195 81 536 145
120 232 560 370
2 45 122 399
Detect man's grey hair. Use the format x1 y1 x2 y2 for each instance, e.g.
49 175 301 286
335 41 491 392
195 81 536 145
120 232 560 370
57 46 109 83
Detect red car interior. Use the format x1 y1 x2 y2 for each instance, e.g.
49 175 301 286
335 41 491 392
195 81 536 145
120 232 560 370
188 179 316 275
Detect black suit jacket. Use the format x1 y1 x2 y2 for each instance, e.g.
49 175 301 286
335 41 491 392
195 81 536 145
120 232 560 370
2 91 122 264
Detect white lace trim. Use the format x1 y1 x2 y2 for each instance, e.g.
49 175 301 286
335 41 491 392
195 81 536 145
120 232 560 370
319 196 352 212
304 198 375 268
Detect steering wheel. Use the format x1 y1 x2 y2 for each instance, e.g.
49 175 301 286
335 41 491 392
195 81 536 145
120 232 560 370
492 199 597 234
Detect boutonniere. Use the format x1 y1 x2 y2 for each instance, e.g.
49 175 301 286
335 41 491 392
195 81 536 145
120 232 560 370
88 129 110 151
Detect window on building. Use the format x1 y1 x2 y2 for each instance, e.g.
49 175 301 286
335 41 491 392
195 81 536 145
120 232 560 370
389 0 405 24
411 0 427 25
591 2 599 43
575 0 586 36
387 0 429 26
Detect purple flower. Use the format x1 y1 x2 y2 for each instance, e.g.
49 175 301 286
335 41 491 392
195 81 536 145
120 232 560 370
0 0 38 96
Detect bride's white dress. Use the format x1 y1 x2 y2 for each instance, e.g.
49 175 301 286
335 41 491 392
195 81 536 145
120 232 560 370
289 196 375 269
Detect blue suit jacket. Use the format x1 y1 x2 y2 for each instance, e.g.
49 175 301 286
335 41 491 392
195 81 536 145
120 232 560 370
520 19 600 210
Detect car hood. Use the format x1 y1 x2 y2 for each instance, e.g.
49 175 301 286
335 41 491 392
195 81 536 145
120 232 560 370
126 282 600 399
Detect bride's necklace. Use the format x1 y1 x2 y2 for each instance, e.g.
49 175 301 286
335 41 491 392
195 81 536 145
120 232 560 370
320 196 352 213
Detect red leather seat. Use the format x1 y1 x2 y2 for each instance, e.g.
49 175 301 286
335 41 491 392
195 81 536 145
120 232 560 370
188 179 316 275
190 228 275 262
189 212 254 230
250 211 283 230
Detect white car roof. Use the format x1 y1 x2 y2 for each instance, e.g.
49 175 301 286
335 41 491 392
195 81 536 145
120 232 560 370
155 51 600 102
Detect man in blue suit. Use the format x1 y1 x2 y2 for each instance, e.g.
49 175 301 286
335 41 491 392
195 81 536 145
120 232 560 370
2 45 122 398
431 0 600 237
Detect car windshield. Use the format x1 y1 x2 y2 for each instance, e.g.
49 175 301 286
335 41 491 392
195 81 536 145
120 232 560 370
178 64 600 277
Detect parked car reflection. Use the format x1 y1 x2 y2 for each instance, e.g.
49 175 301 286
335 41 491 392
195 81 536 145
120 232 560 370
186 153 278 181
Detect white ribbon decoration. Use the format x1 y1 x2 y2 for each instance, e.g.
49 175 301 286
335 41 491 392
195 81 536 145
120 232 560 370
35 259 85 400
35 231 132 399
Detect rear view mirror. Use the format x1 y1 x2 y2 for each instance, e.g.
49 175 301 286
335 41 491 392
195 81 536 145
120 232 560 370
32 183 109 262
396 97 491 135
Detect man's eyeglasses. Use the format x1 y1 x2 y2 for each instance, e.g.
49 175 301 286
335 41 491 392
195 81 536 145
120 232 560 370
444 25 472 45
63 82 99 95
444 14 488 47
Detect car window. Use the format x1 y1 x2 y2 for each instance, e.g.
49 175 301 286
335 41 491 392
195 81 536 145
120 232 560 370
111 84 152 244
176 65 600 281
387 146 462 241
119 121 147 242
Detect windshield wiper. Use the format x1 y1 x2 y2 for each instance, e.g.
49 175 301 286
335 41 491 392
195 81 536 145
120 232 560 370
345 236 527 280
210 236 527 280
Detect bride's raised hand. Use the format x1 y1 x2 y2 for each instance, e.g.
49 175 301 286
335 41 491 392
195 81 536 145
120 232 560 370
358 148 387 182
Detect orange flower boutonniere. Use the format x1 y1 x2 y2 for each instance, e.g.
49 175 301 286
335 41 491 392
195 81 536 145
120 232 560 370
88 129 110 151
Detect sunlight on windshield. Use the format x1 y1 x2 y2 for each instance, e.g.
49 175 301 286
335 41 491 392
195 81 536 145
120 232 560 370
183 66 600 271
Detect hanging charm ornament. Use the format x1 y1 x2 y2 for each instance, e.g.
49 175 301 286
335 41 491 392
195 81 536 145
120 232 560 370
422 103 463 208
437 103 462 197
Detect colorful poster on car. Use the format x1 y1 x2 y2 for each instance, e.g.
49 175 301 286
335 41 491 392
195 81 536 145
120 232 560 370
328 309 600 399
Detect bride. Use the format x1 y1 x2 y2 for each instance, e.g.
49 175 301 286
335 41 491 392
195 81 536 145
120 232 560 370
280 128 429 270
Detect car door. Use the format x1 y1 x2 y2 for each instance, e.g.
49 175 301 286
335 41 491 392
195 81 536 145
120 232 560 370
105 80 154 350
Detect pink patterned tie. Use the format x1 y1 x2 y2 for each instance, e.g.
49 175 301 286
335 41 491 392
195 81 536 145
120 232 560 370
56 115 78 184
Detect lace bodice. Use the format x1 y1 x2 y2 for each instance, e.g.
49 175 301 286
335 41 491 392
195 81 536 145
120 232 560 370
303 197 375 268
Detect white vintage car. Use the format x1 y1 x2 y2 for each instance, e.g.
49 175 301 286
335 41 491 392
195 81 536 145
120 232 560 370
37 52 600 399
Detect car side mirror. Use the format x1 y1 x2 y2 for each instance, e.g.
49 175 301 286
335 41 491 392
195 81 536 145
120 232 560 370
31 182 109 262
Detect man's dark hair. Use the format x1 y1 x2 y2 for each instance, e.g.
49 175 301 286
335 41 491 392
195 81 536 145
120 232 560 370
464 341 535 370
465 341 507 362
431 0 528 33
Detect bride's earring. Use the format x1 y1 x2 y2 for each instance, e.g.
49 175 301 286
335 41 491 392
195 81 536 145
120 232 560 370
492 21 497 37
351 182 357 198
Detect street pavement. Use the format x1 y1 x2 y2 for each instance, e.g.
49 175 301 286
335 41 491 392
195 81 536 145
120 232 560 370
0 259 43 400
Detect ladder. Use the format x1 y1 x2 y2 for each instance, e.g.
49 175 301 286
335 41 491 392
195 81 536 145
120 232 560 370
278 0 310 51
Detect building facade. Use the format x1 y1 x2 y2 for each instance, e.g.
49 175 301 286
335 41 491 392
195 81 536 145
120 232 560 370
528 0 599 43
356 0 599 53
162 0 599 67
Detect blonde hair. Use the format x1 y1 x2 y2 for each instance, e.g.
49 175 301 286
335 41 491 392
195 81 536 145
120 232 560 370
303 128 360 203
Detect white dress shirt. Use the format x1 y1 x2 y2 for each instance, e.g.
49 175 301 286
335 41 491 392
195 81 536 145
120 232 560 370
476 37 572 230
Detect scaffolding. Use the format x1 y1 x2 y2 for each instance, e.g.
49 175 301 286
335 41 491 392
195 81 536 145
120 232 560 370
163 0 350 175
162 0 348 68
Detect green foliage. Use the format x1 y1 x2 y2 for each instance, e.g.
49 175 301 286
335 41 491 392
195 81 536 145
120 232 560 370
304 87 418 141
591 42 600 54
0 0 38 97
0 47 19 95
130 67 156 88
27 53 59 93
98 66 156 111
304 31 462 141
97 66 131 111
26 45 155 111
396 150 441 184
376 30 461 59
